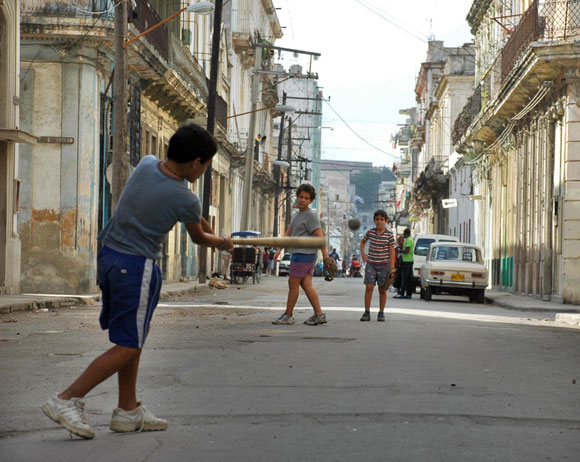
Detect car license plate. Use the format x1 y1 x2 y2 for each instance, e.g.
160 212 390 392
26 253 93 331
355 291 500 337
451 273 464 281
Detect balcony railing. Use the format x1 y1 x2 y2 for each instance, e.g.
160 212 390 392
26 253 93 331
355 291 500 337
501 0 580 81
130 0 169 61
232 9 253 34
541 0 580 39
452 84 481 145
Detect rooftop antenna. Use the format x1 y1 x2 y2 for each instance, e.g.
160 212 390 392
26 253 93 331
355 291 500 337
427 18 435 41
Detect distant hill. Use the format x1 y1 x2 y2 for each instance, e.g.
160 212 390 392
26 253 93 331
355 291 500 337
352 167 396 210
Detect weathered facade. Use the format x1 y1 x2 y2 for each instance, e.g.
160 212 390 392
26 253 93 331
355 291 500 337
410 41 475 236
453 0 580 303
0 0 36 294
16 0 282 293
224 0 282 237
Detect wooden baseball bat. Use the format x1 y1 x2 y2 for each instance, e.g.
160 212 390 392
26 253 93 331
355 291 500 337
231 237 326 249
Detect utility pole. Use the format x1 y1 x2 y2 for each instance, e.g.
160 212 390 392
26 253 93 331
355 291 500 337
326 191 330 249
199 0 223 283
285 118 293 225
240 45 263 230
273 91 287 237
112 0 128 211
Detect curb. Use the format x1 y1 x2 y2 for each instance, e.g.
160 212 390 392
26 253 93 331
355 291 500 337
484 296 580 314
0 296 98 315
555 313 580 326
0 283 201 316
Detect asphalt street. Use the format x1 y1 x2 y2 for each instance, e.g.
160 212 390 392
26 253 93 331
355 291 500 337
1 276 579 461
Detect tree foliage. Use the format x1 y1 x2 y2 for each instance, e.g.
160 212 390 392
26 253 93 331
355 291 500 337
351 167 396 210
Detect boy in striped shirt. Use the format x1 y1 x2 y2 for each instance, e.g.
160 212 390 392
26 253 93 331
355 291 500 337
359 209 396 322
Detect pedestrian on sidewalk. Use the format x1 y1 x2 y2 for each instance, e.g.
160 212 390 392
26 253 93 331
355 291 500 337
359 209 396 322
221 248 232 281
272 184 330 326
42 123 233 440
392 235 405 294
329 248 341 263
262 247 270 274
394 228 414 299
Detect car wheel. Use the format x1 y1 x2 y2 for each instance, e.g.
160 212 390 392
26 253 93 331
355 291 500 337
476 289 485 304
424 286 432 301
420 286 425 299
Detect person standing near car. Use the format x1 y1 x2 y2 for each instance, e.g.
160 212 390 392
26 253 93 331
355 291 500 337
392 235 405 295
394 228 414 299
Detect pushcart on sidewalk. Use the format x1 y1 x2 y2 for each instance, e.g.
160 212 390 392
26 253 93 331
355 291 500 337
230 231 261 284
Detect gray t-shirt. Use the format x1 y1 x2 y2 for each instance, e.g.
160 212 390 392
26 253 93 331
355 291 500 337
98 155 201 260
289 208 321 254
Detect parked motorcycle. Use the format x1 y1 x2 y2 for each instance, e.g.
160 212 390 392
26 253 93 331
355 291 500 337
350 257 362 278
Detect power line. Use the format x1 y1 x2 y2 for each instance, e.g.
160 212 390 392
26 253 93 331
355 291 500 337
323 100 399 160
354 0 429 43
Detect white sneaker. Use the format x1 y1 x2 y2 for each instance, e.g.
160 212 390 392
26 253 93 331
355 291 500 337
303 313 327 325
42 395 95 439
272 313 295 325
110 402 168 432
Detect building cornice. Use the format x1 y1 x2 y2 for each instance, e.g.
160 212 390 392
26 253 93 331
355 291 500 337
467 0 493 36
455 40 579 153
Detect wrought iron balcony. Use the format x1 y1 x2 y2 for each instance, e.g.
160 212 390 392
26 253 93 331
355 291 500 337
131 0 169 61
501 0 580 81
452 84 482 145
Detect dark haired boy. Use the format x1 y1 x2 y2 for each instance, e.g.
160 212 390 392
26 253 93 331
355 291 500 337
42 123 233 439
273 184 330 325
359 209 396 321
394 228 414 299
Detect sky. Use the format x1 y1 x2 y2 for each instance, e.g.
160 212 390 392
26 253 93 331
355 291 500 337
274 0 475 168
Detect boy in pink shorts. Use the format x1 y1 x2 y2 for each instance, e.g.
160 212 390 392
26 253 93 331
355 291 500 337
272 184 331 326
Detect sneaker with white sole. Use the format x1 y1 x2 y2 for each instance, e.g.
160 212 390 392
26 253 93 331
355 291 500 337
272 313 295 325
360 311 371 322
42 395 95 439
304 313 327 325
110 402 168 432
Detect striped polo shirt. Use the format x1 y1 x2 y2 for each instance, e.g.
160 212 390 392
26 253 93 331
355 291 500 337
365 227 395 265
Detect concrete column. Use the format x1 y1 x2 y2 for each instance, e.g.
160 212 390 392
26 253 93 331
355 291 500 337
561 74 580 303
18 49 100 294
0 1 23 294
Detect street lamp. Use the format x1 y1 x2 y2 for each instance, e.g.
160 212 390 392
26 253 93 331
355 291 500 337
273 160 290 168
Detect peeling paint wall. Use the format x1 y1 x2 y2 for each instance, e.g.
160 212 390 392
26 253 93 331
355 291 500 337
19 47 100 294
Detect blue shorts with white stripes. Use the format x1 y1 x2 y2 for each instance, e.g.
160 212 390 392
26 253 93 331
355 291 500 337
97 246 162 349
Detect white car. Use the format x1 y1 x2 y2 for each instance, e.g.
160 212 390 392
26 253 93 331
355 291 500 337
278 253 291 276
419 242 488 303
412 234 459 288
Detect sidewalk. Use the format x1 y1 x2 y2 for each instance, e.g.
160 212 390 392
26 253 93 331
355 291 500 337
1 283 579 326
0 280 202 315
484 289 580 326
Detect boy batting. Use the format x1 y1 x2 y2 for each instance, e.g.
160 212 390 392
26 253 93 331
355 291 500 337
42 123 233 439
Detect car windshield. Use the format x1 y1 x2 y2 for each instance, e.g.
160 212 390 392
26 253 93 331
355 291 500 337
282 254 291 261
432 246 460 261
415 238 435 256
431 246 481 263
